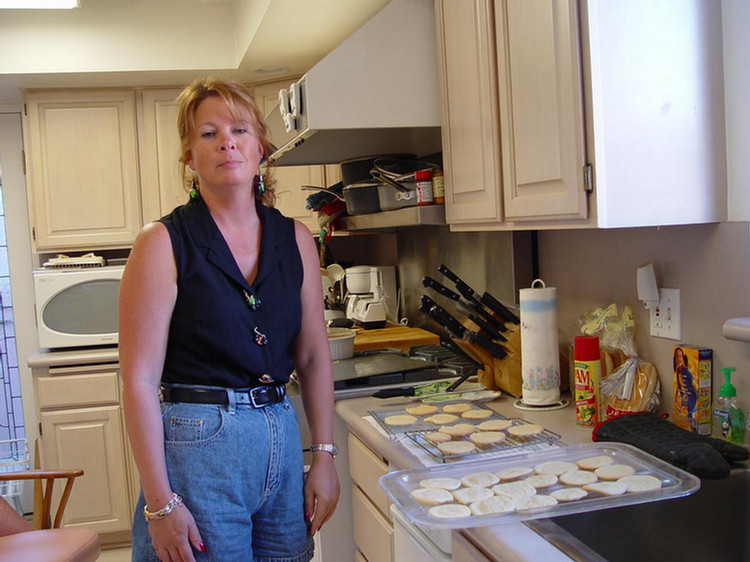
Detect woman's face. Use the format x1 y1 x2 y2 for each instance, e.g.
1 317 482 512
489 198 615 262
186 96 263 191
675 348 685 366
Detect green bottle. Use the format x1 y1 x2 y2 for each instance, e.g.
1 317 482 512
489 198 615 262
712 367 746 444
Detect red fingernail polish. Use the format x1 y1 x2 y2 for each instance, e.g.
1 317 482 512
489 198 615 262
200 542 207 553
305 512 311 520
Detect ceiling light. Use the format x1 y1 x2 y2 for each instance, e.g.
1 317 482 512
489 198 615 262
254 66 290 76
0 0 79 8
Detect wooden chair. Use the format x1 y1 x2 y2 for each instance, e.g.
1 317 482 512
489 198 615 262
0 469 100 562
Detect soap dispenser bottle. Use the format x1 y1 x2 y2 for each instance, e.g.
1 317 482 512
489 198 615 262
712 367 746 444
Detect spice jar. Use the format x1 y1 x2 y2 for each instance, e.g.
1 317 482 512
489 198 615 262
415 169 433 205
432 169 445 204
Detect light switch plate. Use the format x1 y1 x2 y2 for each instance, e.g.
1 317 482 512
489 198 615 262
650 288 681 340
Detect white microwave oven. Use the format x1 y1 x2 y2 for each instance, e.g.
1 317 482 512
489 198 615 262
33 265 124 349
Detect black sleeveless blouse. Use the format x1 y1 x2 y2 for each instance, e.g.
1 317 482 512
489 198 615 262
157 193 303 387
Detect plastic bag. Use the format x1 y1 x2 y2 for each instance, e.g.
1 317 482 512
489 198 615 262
599 356 661 418
577 303 660 418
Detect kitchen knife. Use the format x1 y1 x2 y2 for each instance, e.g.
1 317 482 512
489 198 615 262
420 295 467 339
465 311 506 341
425 275 507 333
438 263 519 327
421 295 507 360
480 291 520 325
454 299 507 333
437 264 483 305
421 276 461 302
469 331 508 359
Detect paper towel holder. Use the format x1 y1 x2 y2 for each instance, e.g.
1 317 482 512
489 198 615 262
636 263 659 310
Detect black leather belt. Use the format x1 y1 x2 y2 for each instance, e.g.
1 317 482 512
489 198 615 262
161 384 286 408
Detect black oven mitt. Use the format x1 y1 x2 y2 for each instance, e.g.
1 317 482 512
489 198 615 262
592 411 749 479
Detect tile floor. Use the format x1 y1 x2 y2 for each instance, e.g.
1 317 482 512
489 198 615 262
98 547 131 562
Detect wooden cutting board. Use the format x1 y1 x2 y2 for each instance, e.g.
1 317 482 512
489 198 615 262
353 325 439 353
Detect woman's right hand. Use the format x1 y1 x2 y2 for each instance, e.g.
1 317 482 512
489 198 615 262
148 503 205 562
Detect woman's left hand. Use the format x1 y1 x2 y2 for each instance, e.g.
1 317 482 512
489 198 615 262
303 454 340 535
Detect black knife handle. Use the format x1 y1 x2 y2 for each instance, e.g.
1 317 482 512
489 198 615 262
421 295 465 339
437 264 461 285
438 264 483 307
468 313 506 342
470 331 508 359
468 300 508 332
422 276 461 301
481 292 520 324
373 387 416 399
430 305 467 339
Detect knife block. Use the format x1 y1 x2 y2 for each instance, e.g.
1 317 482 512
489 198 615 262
453 324 523 398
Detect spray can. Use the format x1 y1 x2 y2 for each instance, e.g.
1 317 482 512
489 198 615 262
574 335 602 426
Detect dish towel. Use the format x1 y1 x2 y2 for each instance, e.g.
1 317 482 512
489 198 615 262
519 279 561 405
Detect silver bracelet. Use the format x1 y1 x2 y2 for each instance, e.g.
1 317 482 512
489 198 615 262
309 443 339 457
144 492 183 522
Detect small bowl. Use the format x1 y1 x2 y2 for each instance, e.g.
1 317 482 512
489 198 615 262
327 327 356 360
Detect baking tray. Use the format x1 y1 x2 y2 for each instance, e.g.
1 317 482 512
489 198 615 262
408 418 562 462
378 442 700 528
369 402 501 440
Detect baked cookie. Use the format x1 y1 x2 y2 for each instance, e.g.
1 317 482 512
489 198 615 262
495 466 533 481
469 431 506 446
461 409 494 420
460 471 500 488
477 419 513 431
437 441 477 456
594 464 636 481
405 404 439 416
452 487 493 505
443 403 473 414
424 413 460 425
410 488 453 505
419 477 462 491
428 504 472 518
438 423 477 437
469 495 516 515
384 414 417 426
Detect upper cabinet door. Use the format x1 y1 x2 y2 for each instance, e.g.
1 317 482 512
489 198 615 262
496 0 587 221
138 88 190 223
435 0 504 226
25 90 142 250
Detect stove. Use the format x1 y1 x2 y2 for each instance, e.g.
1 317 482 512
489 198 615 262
323 344 477 398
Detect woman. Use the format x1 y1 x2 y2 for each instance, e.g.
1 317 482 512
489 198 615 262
119 78 339 562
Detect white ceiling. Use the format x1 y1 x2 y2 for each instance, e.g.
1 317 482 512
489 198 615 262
0 0 389 103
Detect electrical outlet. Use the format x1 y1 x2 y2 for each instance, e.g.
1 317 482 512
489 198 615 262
650 288 681 340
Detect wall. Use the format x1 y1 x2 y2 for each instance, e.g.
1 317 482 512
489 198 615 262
537 222 750 421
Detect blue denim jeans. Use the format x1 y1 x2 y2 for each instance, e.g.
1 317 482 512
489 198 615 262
131 395 314 562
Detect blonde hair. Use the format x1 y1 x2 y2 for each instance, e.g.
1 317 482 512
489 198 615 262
176 77 276 206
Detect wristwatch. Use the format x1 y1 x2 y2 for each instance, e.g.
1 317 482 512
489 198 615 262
310 443 339 457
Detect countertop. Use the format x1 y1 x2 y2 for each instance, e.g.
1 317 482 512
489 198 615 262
335 392 592 562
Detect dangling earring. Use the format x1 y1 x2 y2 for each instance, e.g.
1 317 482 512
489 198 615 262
256 169 265 196
190 177 198 199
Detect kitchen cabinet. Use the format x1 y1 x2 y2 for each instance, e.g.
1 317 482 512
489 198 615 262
34 363 133 537
348 431 393 562
24 89 142 250
138 88 191 223
435 0 726 230
254 81 342 235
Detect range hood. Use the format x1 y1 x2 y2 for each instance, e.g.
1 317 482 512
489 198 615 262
266 0 442 167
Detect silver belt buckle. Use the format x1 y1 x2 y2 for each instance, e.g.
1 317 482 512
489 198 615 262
249 387 268 408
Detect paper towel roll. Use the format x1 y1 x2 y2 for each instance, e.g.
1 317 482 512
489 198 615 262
519 279 561 405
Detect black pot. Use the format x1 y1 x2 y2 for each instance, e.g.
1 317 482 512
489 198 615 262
342 181 382 215
340 154 415 187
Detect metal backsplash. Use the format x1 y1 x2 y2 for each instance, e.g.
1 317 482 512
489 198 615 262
395 226 533 330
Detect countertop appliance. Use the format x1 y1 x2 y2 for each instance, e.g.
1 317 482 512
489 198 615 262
32 265 124 349
265 0 442 167
345 265 397 328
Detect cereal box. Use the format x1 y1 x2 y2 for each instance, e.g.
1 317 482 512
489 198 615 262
672 346 712 434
